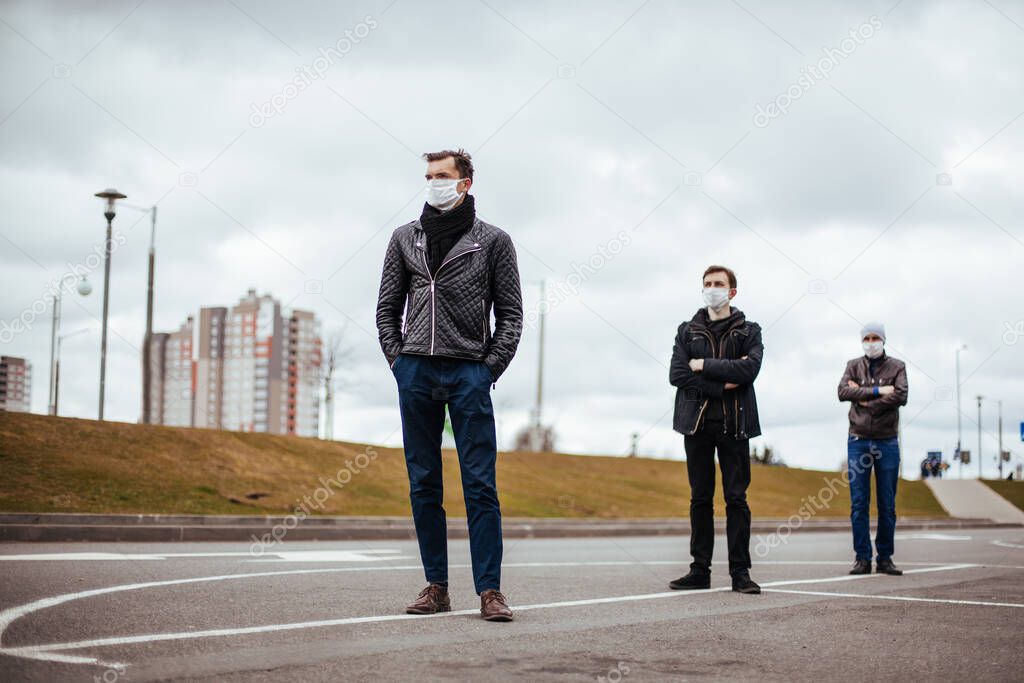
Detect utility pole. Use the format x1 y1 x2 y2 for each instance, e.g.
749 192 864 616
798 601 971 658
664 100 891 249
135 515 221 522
998 400 1004 480
955 345 966 478
142 205 157 424
531 280 546 451
976 395 983 479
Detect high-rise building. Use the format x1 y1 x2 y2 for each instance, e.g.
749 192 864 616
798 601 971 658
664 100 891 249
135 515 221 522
146 333 169 425
162 317 194 427
0 356 32 412
194 307 226 429
150 290 321 437
286 309 322 437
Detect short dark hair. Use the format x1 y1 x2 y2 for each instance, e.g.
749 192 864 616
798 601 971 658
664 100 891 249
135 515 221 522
702 265 737 289
422 148 474 179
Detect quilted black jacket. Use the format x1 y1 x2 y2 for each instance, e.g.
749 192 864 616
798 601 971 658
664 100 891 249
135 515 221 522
670 307 763 439
375 217 523 381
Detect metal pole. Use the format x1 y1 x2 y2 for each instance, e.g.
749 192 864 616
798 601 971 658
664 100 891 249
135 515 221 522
48 291 60 415
142 206 156 424
976 395 983 479
534 280 546 451
955 346 963 478
54 335 62 415
998 400 1004 479
99 215 113 421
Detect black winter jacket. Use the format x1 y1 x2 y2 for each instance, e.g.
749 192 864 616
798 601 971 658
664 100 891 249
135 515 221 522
670 307 764 439
375 217 523 381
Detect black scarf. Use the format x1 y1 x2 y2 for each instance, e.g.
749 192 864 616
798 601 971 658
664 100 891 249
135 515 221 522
420 194 476 274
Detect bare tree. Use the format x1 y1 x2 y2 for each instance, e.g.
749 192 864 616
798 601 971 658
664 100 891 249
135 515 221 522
322 323 353 441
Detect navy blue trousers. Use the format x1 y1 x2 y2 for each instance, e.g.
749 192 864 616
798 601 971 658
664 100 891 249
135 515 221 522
847 435 900 561
392 353 501 594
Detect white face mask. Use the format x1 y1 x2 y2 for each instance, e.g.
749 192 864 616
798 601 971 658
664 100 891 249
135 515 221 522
862 341 884 359
425 178 467 211
702 286 731 310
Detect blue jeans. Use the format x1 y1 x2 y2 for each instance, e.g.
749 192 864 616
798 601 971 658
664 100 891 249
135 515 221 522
392 353 501 594
847 435 900 561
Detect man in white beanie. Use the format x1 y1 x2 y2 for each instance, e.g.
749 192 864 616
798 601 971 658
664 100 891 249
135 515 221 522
837 322 908 576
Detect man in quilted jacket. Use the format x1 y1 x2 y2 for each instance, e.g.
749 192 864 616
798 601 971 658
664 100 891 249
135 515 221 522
375 149 523 622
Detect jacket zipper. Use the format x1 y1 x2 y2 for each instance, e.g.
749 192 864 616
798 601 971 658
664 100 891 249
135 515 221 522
420 241 482 356
481 299 487 342
689 320 745 436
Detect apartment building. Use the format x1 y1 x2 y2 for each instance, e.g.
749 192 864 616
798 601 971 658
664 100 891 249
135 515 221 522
0 356 32 412
161 317 194 427
149 290 321 437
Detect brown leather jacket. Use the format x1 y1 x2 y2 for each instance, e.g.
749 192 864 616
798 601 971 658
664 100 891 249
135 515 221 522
837 353 908 439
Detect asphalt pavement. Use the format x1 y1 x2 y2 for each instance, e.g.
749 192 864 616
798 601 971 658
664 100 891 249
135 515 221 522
1 529 1023 681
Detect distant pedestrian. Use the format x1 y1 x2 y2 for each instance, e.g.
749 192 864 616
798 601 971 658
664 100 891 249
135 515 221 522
838 322 908 576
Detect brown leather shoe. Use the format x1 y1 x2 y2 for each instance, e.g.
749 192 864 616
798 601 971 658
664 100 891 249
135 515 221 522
406 583 450 615
480 589 513 622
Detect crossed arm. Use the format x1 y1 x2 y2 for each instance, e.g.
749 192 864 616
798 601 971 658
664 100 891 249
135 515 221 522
837 363 907 410
671 325 763 398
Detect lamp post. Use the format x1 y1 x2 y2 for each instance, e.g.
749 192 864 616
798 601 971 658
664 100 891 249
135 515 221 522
976 395 984 480
53 327 90 414
121 202 158 423
94 188 126 421
955 344 966 478
48 276 92 415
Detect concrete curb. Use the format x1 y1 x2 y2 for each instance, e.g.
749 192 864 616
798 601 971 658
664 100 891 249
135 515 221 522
1 513 1018 543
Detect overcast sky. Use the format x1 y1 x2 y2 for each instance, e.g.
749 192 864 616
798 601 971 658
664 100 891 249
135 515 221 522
1 0 1022 477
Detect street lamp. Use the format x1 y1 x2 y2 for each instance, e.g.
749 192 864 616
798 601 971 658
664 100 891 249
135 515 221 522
53 326 90 415
94 188 126 421
120 202 158 424
976 395 984 480
955 344 966 478
48 276 92 415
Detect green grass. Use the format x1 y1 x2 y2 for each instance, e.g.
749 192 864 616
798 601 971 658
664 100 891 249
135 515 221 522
983 479 1024 512
0 411 947 518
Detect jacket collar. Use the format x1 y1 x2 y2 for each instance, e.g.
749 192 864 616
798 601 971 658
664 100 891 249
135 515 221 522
414 218 483 252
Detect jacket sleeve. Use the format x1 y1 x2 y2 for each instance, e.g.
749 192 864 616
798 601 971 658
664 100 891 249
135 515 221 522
701 325 764 384
838 360 874 402
375 231 409 367
867 362 909 413
483 233 523 381
670 324 724 399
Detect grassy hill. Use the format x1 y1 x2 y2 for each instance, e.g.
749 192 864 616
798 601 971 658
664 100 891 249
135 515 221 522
0 411 946 518
983 479 1024 512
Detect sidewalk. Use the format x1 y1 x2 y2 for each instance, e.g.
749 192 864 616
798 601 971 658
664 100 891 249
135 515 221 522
1 512 1016 543
925 479 1024 525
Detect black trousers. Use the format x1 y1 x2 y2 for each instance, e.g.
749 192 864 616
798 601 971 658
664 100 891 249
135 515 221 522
684 419 751 574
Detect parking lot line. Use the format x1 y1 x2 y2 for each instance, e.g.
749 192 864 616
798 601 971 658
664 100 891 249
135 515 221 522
0 562 978 667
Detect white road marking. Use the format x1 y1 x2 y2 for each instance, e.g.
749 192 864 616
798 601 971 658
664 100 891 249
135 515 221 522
894 533 973 541
766 588 1024 609
0 562 977 667
0 549 409 562
992 540 1024 550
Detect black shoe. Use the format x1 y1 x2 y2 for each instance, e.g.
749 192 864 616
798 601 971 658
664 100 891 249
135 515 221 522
731 570 761 594
849 559 872 575
669 570 710 590
876 559 903 575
